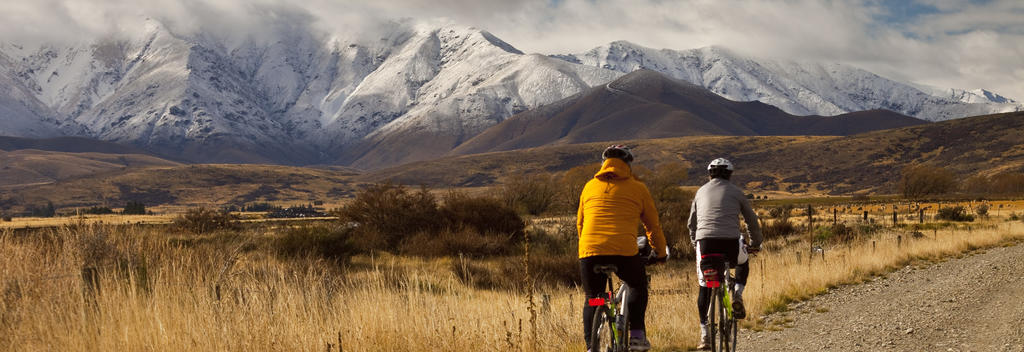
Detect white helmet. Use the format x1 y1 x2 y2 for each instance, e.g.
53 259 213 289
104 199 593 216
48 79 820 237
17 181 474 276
708 158 734 171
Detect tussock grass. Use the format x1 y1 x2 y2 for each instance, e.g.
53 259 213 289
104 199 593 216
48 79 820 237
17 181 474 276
1 218 1021 351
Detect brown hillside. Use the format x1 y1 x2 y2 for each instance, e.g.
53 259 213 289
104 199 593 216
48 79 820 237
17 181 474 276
451 70 926 155
368 111 1024 195
0 164 360 212
0 150 181 188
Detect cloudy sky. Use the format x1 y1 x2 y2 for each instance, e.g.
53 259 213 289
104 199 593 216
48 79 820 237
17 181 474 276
2 0 1022 100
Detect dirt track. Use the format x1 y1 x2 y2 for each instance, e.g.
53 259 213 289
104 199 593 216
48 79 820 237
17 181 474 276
740 242 1024 352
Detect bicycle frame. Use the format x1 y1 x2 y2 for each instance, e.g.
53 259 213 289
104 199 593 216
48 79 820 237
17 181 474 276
703 256 738 352
589 276 629 349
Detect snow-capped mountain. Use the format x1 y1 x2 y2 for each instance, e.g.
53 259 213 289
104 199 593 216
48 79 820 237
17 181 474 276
0 20 617 166
553 41 1022 121
0 22 1020 168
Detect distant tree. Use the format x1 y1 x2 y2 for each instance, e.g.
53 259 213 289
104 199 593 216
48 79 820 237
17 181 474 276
561 163 602 213
30 201 56 217
123 201 147 215
899 165 957 198
83 206 114 215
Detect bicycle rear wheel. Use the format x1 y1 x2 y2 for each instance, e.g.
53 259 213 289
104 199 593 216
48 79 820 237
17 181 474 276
707 289 718 352
590 307 616 352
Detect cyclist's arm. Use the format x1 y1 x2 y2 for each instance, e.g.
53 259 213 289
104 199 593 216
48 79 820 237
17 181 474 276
687 199 698 245
576 192 585 236
739 194 763 249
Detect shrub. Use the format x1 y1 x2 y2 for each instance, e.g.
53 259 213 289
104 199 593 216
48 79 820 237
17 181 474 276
174 207 240 233
452 255 580 291
336 183 443 250
28 201 56 217
275 225 356 262
501 173 560 216
83 206 114 215
1009 212 1020 221
561 163 602 213
123 201 146 215
337 183 526 255
768 205 794 219
762 217 797 240
441 192 525 242
899 165 956 198
400 228 512 257
814 223 856 243
851 194 870 202
975 204 989 217
527 220 578 257
1 215 11 222
936 206 974 222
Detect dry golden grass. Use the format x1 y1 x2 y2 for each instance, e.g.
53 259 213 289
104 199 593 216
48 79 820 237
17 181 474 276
2 215 1022 351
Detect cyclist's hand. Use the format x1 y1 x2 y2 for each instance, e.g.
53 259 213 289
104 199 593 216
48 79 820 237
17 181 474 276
645 251 666 265
747 247 761 257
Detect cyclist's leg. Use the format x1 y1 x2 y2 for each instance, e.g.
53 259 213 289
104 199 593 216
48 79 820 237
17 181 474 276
734 237 749 295
616 255 648 332
695 240 711 325
696 239 735 323
580 256 610 347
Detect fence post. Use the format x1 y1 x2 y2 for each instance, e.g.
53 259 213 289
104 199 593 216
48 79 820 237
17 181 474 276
833 208 838 225
893 211 898 226
872 240 876 253
897 235 902 248
863 211 868 222
796 251 801 265
919 209 924 223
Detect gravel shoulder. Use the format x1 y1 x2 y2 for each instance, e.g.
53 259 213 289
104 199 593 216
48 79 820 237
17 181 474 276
740 241 1024 352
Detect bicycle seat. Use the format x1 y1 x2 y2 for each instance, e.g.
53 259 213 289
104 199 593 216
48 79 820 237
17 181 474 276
593 264 618 274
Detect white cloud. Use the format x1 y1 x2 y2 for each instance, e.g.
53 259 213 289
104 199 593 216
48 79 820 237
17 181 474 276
0 0 1021 99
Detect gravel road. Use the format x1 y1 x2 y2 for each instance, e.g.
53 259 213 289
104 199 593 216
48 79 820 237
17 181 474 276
739 242 1024 352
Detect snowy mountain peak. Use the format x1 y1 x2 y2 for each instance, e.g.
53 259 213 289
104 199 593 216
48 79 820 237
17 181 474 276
552 41 1023 121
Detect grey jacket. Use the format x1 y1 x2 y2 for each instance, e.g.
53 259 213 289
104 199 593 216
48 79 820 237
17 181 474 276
688 178 763 248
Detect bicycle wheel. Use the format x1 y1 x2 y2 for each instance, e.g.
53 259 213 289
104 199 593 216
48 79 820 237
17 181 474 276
707 289 718 352
591 307 616 352
717 289 738 352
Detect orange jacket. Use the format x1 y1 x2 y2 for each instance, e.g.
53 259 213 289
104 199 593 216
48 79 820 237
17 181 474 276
577 158 667 259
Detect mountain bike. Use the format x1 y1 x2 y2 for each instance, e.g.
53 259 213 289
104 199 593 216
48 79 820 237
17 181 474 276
588 264 633 352
701 253 737 352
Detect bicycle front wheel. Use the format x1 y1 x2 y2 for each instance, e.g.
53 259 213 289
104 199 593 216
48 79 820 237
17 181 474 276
717 292 737 352
590 307 616 352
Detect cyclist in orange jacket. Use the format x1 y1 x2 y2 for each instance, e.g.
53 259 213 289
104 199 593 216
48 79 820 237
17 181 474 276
578 145 668 351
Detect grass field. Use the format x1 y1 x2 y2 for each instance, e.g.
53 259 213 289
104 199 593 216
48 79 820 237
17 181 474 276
2 203 1023 351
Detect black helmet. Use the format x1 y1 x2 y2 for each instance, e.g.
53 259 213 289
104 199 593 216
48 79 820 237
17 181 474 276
602 144 634 164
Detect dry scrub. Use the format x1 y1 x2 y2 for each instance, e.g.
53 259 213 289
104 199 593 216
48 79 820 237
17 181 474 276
1 218 1022 351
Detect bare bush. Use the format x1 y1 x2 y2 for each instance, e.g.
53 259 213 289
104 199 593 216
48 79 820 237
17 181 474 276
936 206 974 222
174 207 240 234
501 173 560 216
275 225 356 262
560 163 601 213
336 183 442 250
900 165 957 198
441 192 525 242
337 183 525 255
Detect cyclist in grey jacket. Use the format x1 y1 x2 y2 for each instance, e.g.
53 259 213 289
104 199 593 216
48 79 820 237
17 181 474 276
688 158 762 350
